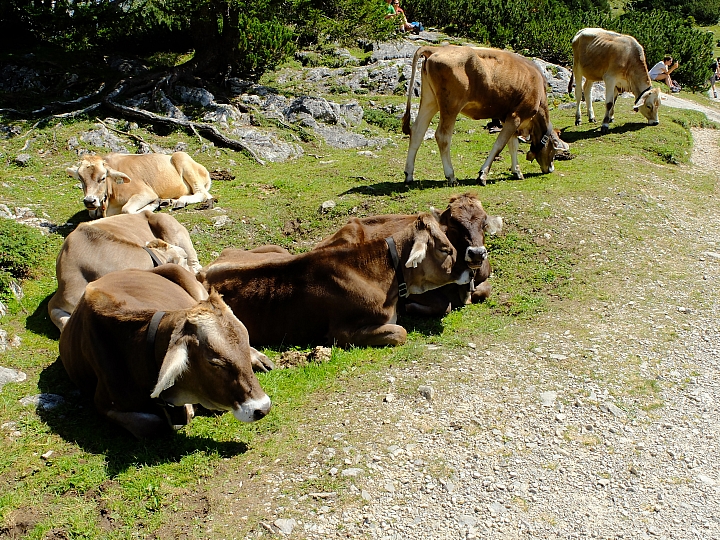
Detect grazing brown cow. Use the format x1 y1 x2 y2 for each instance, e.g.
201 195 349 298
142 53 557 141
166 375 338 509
66 151 213 218
59 265 271 439
402 45 568 186
200 213 472 347
569 28 661 134
314 193 503 316
48 211 201 333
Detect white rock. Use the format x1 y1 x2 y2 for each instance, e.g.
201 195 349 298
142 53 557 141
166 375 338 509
341 468 363 477
540 391 557 407
274 518 297 535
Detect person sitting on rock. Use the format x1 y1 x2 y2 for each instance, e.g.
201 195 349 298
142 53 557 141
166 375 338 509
385 0 414 32
648 55 680 93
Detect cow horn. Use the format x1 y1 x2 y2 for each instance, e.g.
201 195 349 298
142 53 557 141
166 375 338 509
151 341 189 398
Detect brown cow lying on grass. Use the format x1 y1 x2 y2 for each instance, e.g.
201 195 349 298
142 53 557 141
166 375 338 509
402 45 568 185
59 265 272 439
314 193 503 316
48 211 201 333
66 151 213 218
200 213 472 347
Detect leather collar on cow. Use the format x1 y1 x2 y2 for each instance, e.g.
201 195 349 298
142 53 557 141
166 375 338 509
385 236 409 298
634 87 652 106
530 128 554 154
146 310 191 427
143 246 164 268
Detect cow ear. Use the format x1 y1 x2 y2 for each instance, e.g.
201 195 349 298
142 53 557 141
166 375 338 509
106 167 131 184
66 166 80 180
553 137 569 151
429 206 442 221
405 230 430 268
526 150 536 162
151 341 189 398
484 215 503 235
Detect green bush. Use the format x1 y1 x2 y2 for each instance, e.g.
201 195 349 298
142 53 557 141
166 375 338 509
364 108 403 132
0 219 48 302
627 0 720 26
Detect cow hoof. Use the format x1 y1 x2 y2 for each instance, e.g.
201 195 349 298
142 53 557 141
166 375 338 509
575 119 581 126
404 172 414 183
171 200 187 210
158 199 173 208
477 175 487 186
446 178 458 187
514 171 524 180
600 125 609 135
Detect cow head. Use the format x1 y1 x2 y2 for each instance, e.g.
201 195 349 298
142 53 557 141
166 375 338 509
150 291 271 423
526 129 568 174
400 213 474 295
438 193 503 269
633 87 661 125
66 156 130 219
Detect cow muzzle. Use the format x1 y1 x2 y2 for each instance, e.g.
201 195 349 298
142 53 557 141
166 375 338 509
233 394 272 423
465 245 488 268
83 195 101 210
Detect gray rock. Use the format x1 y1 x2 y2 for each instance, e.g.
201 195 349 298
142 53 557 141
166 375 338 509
230 127 303 163
340 100 364 126
604 401 625 417
14 154 31 166
418 385 434 401
371 42 420 62
203 104 249 127
540 391 557 407
320 200 336 213
314 125 390 150
341 468 363 477
154 89 187 121
80 126 129 153
175 85 215 107
0 365 27 391
274 518 297 535
285 96 342 126
19 393 66 411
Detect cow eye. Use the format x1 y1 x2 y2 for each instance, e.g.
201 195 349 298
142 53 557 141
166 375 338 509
209 358 226 368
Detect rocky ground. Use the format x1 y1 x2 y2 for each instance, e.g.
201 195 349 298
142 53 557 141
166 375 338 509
226 124 720 539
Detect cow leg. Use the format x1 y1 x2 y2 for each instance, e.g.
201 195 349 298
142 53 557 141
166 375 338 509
507 135 523 179
573 67 583 126
49 307 71 333
478 122 516 185
601 85 619 134
583 78 595 123
404 98 439 183
122 194 161 214
333 324 407 347
106 410 171 439
175 191 211 207
435 113 460 186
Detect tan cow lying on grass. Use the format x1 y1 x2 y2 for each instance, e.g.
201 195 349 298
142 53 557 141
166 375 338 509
66 151 213 218
200 213 472 347
402 45 568 186
59 265 272 439
569 28 661 134
314 193 503 316
48 211 201 333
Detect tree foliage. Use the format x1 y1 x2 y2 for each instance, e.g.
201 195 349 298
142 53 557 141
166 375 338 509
627 0 720 26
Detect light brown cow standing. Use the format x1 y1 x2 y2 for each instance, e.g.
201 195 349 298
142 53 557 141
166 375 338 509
568 28 661 134
48 211 201 333
59 265 272 439
66 151 213 218
402 45 568 186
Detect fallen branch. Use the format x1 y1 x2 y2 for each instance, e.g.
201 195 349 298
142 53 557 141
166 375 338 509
95 117 148 146
103 99 266 165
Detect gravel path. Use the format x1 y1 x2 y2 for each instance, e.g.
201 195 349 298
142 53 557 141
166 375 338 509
238 99 720 539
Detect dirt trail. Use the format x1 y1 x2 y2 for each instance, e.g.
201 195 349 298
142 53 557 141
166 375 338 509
213 97 720 540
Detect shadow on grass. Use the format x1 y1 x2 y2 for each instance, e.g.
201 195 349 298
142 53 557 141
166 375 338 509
26 292 60 340
37 358 248 476
560 121 647 143
339 174 533 195
398 313 445 336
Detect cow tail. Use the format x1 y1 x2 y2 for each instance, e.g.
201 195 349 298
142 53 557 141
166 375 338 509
568 71 574 94
402 46 432 136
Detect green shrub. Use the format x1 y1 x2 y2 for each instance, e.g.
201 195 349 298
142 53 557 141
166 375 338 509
363 108 403 132
0 219 47 301
627 0 720 26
